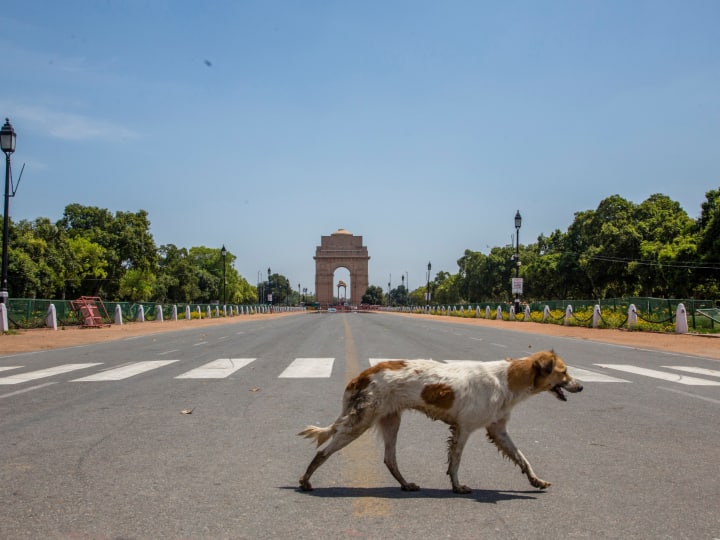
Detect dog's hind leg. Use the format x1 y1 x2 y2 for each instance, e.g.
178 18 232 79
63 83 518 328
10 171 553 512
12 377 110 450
299 396 377 491
378 413 419 491
446 424 472 494
486 419 551 489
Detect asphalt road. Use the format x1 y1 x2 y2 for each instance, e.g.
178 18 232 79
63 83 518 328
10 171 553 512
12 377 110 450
1 312 718 539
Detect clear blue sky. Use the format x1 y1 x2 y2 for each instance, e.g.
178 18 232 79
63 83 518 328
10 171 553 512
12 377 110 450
2 1 718 298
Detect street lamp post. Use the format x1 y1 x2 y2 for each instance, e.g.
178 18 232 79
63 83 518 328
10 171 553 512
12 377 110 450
267 267 272 305
426 261 431 306
514 210 522 314
0 118 17 305
257 271 262 304
220 245 227 306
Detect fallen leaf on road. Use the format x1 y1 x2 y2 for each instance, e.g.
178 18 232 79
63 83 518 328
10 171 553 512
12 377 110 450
180 408 194 414
249 387 261 392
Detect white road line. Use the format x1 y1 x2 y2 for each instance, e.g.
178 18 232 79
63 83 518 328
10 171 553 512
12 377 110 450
0 363 103 385
658 387 720 405
0 366 23 373
491 343 507 348
369 358 406 366
193 341 208 347
279 358 334 378
663 366 720 378
595 364 720 386
176 358 256 379
568 367 630 383
469 337 483 341
0 382 58 399
158 349 179 356
72 361 179 381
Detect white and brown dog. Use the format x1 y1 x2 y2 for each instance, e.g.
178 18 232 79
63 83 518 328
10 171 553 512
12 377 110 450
299 350 582 493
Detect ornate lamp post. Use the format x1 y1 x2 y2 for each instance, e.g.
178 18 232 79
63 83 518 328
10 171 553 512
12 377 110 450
514 210 522 313
0 118 17 305
220 245 227 306
267 267 272 305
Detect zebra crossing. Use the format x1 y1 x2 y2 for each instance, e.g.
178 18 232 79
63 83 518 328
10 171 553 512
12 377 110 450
0 358 719 387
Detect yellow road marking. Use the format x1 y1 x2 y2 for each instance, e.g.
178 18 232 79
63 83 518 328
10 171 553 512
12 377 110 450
343 316 392 517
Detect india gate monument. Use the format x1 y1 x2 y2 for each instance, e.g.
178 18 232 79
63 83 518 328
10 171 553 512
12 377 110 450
314 229 370 306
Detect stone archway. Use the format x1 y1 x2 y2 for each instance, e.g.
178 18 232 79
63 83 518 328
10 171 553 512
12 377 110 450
314 229 370 306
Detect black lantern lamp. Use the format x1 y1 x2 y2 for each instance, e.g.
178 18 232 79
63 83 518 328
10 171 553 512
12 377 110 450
1 118 17 305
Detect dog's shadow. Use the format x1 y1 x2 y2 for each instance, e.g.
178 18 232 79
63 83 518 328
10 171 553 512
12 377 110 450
281 486 540 503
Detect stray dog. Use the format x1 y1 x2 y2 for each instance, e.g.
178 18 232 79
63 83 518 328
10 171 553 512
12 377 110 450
298 350 582 493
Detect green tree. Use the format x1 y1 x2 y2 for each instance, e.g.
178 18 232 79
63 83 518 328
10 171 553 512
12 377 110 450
154 244 200 303
695 187 720 296
64 236 109 296
389 285 408 306
362 285 384 305
119 268 156 302
57 204 158 299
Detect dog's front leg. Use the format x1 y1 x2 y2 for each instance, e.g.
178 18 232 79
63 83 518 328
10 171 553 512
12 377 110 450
379 413 420 491
486 420 551 489
447 424 472 494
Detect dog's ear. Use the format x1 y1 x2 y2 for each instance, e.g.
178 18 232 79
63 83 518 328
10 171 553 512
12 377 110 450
533 351 556 376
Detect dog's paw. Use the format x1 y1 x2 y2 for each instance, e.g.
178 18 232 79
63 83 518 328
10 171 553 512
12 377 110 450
530 478 551 490
401 482 420 491
452 484 473 494
299 479 314 492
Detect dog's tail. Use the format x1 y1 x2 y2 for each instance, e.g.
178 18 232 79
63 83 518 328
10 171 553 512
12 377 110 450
298 425 336 447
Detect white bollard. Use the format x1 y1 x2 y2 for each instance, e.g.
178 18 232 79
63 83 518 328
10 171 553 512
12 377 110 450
206 306 212 319
496 305 503 320
156 305 164 322
675 303 689 334
115 304 123 325
592 305 601 328
172 305 178 321
543 305 550 321
509 305 516 320
524 305 531 321
185 305 191 320
138 305 145 322
564 305 573 326
628 304 637 328
47 304 58 330
0 303 7 332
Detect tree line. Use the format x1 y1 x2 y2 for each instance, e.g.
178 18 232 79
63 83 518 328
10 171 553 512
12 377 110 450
375 189 720 305
3 190 719 305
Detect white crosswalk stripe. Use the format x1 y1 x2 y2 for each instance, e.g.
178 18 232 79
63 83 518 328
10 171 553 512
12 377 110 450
73 361 178 381
278 358 334 378
568 367 630 383
0 363 102 385
369 358 423 366
1 359 718 387
595 364 720 386
663 366 720 378
176 358 256 379
0 366 23 373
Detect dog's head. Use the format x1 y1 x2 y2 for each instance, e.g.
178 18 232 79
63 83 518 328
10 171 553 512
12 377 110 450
532 351 583 401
